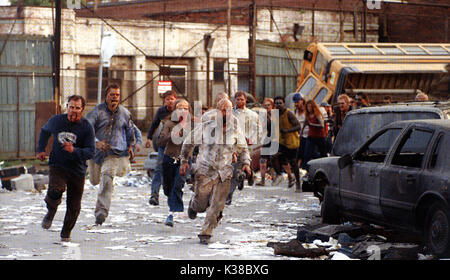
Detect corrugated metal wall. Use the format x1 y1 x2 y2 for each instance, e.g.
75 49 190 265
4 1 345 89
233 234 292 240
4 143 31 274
0 35 54 159
255 41 305 100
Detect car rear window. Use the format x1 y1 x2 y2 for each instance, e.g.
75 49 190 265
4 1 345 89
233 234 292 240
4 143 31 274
332 111 440 156
391 129 434 168
428 133 450 171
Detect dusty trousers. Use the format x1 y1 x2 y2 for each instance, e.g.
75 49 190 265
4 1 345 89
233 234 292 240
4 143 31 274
189 173 231 237
94 155 130 219
45 166 85 239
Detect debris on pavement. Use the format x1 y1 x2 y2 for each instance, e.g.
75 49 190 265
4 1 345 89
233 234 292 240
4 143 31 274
0 167 439 260
269 222 432 260
270 239 330 258
11 174 34 192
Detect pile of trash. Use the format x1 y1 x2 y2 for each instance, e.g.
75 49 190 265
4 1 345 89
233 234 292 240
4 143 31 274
113 171 151 188
0 164 48 192
269 223 435 260
0 163 152 192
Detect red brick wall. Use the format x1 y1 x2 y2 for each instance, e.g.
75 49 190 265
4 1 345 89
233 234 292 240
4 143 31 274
381 2 449 43
76 0 364 23
76 0 449 43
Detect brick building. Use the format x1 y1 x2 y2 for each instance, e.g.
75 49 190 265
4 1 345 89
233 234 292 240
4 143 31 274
0 0 448 130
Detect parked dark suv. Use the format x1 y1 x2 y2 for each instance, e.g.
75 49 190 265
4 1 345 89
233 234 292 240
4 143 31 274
332 102 450 157
321 119 450 257
303 101 450 200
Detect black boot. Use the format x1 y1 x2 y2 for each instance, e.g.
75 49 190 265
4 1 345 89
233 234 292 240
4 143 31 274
288 175 295 188
95 213 105 225
41 208 56 229
247 171 255 186
42 193 60 229
188 207 197 219
198 234 211 245
149 193 159 206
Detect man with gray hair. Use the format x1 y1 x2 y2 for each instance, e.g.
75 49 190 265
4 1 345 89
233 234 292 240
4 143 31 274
179 98 251 244
415 91 429 102
201 92 231 121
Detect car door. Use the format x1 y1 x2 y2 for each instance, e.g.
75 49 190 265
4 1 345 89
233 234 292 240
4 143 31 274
340 128 402 221
380 126 435 227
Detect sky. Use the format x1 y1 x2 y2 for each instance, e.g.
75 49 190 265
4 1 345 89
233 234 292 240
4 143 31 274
0 0 10 5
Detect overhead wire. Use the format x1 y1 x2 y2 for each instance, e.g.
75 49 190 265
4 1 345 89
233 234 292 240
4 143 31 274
268 7 299 76
79 1 161 68
121 24 225 104
79 0 232 104
79 0 163 104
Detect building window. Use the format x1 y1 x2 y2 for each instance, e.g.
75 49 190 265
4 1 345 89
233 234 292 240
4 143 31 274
162 65 187 96
238 60 249 93
85 66 122 103
214 60 225 82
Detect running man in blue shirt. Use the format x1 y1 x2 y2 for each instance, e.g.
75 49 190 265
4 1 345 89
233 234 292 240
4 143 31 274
37 95 95 242
85 83 135 225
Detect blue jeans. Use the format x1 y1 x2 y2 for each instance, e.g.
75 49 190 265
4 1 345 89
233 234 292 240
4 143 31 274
162 155 186 212
226 162 242 204
297 137 308 170
303 137 328 171
151 146 165 195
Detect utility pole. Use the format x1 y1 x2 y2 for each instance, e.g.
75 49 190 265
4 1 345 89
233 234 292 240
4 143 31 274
163 0 166 68
339 0 344 41
206 41 211 107
312 3 315 40
97 24 104 104
248 0 256 97
363 0 367 42
54 0 61 113
227 0 231 97
204 34 214 107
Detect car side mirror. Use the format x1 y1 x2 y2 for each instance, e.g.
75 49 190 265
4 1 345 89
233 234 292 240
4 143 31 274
338 154 353 169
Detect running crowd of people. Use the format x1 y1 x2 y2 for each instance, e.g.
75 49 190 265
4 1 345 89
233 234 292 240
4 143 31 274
36 84 429 244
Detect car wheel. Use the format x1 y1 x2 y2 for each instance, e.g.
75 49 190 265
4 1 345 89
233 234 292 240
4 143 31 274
321 187 340 224
314 176 327 202
424 202 450 257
